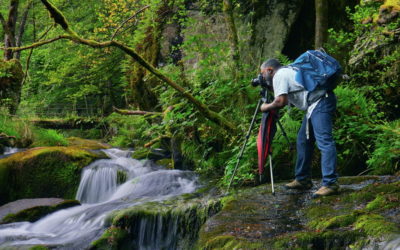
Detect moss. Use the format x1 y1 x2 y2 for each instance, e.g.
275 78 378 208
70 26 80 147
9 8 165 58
366 193 400 211
274 230 365 250
93 196 222 249
0 146 104 205
198 235 264 250
131 147 150 159
308 213 360 231
1 200 80 224
89 226 129 250
67 137 110 150
155 158 173 169
0 59 24 114
116 170 127 184
30 246 50 250
355 214 400 237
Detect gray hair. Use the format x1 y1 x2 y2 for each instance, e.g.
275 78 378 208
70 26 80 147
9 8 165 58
260 58 282 70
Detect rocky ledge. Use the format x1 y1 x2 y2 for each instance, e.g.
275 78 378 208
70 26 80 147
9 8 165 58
198 176 400 249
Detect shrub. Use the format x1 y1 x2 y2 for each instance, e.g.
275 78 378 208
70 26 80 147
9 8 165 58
367 120 400 175
333 86 379 175
31 128 68 147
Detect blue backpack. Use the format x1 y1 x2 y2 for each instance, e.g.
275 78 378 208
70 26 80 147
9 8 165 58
289 49 342 92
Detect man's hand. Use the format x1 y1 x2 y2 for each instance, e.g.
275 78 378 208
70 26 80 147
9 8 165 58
260 94 288 112
260 103 272 112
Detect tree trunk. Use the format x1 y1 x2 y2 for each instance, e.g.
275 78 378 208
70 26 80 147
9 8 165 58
15 0 32 59
222 0 240 71
315 0 328 49
128 1 172 111
4 0 19 60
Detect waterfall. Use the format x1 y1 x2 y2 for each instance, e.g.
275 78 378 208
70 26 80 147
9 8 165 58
0 148 198 249
75 162 118 204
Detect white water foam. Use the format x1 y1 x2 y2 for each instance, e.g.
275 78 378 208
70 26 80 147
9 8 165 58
0 148 198 249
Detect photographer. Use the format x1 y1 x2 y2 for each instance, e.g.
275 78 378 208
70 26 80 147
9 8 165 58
259 59 339 197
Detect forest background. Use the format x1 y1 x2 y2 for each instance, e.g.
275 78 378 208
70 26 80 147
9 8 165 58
0 0 399 188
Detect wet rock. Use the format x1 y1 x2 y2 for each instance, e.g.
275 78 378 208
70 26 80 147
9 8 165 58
0 146 106 205
197 176 400 249
0 198 80 224
90 193 221 250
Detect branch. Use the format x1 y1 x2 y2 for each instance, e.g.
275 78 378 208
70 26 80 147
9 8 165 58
110 5 150 41
113 107 162 116
0 13 7 31
0 35 70 52
16 0 34 59
40 0 78 37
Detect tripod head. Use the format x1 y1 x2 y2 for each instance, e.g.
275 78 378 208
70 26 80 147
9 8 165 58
260 87 272 104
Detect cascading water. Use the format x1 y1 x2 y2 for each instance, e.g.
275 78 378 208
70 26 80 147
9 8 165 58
0 148 198 249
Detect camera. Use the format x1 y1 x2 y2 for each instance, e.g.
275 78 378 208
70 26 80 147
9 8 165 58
251 73 271 89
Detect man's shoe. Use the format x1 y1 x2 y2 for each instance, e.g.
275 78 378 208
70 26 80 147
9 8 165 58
285 179 313 190
312 183 339 198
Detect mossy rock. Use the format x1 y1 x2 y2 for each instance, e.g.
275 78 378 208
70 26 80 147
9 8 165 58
132 147 170 161
67 137 110 150
198 176 400 249
0 199 80 224
156 158 173 169
90 195 221 250
0 146 105 205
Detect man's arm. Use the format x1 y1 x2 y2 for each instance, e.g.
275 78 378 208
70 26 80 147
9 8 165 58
260 94 288 112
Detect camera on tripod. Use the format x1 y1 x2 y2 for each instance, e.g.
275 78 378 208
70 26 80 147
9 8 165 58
251 73 272 89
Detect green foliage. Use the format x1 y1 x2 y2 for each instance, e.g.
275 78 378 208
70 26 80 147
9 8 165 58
222 136 257 187
326 1 400 119
0 108 68 147
367 120 400 174
105 113 151 148
333 86 379 173
31 128 69 147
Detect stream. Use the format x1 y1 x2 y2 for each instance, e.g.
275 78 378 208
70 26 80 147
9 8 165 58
0 148 199 249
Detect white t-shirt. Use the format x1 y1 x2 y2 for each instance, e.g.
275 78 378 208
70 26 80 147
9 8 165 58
272 67 325 117
273 67 308 110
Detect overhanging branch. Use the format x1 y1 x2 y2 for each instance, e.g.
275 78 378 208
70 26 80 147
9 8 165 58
2 0 237 133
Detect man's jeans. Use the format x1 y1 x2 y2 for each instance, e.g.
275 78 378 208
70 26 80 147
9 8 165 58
294 93 338 187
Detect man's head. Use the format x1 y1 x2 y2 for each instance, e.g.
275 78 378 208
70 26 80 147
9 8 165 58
260 58 282 84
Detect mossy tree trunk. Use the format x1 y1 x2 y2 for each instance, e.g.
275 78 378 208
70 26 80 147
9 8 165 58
0 0 32 114
128 1 172 111
315 0 328 48
222 0 240 71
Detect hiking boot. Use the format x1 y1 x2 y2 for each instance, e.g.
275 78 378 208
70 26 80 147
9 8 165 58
312 183 339 198
285 179 313 190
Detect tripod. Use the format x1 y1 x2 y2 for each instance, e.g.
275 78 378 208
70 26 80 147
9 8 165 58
226 87 291 194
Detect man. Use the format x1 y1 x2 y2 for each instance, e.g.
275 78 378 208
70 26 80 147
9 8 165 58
259 58 339 197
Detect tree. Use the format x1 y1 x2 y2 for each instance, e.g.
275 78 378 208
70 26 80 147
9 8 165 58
315 0 328 49
0 0 32 60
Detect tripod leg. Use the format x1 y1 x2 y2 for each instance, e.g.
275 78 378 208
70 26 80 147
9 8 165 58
276 118 292 149
269 155 275 195
226 99 262 192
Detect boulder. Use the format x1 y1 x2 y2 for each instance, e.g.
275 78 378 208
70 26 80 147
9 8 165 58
0 198 80 224
0 146 105 205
